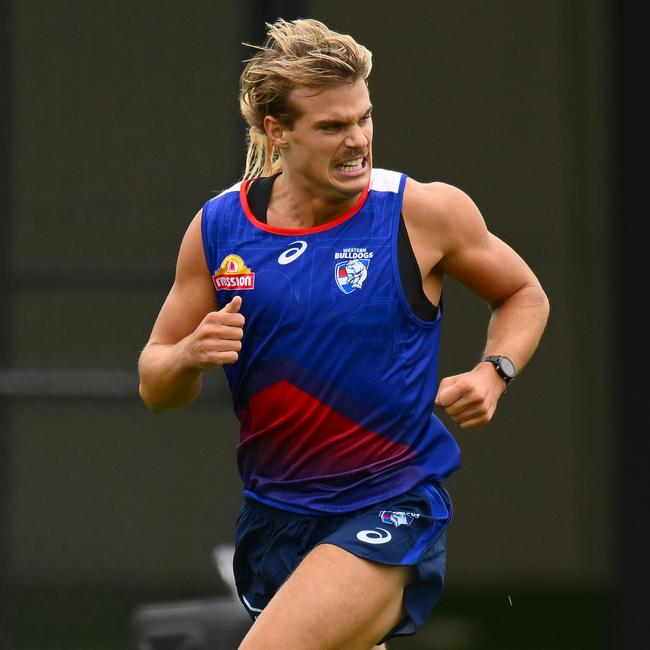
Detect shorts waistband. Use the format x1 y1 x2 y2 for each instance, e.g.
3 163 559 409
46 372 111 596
242 480 448 520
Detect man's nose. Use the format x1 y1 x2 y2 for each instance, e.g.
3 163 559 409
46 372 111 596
344 124 368 149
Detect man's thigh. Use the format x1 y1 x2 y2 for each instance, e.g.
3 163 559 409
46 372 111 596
238 543 411 650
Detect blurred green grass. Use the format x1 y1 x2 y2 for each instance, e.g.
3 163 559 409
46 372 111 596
4 587 608 650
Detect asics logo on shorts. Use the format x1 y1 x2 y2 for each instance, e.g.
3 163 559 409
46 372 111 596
278 240 308 265
356 527 392 544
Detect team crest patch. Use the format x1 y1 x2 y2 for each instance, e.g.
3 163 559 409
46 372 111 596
379 511 421 528
334 248 373 294
213 254 255 291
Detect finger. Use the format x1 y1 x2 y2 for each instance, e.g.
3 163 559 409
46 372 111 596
435 380 462 408
205 310 245 328
452 401 495 427
218 351 239 365
212 325 244 340
222 295 243 313
196 343 241 369
212 339 242 352
444 400 470 418
458 414 491 429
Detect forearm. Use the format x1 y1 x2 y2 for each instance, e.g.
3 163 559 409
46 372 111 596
482 283 550 371
138 341 203 413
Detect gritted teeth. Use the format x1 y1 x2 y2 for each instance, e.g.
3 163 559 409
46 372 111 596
336 157 364 168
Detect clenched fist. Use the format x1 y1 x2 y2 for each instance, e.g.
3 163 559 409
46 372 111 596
434 363 507 429
182 296 245 369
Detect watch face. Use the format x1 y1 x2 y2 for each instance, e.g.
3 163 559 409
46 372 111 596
499 357 516 378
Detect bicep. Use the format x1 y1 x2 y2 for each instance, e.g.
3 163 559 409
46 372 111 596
146 210 217 345
440 231 540 308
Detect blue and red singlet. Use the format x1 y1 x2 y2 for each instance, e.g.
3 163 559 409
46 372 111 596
201 168 461 514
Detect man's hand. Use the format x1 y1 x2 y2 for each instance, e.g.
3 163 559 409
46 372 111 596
180 296 245 370
434 363 507 429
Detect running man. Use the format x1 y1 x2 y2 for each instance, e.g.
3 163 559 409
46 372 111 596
138 18 549 650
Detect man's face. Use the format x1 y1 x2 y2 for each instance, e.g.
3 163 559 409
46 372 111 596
273 78 373 201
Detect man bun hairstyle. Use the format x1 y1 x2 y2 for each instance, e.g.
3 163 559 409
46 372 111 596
239 18 373 179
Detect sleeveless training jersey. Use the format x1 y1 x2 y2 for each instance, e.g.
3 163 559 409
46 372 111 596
201 168 461 514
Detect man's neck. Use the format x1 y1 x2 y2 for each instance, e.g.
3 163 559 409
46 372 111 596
267 170 363 229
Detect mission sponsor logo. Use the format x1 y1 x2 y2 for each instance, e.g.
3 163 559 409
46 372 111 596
334 248 373 294
213 254 255 291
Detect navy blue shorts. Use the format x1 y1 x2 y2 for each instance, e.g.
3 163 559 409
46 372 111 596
232 482 453 641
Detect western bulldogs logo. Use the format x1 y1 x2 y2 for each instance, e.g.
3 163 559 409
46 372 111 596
334 247 373 294
335 259 369 294
379 511 420 528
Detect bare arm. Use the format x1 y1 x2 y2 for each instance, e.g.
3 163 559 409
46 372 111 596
403 180 550 428
138 210 245 412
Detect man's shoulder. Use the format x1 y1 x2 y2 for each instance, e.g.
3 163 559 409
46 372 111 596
401 177 484 250
404 177 476 218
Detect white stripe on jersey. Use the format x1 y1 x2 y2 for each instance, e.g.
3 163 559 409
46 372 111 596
370 168 402 193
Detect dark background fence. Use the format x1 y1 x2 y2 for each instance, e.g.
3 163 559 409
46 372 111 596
1 1 647 648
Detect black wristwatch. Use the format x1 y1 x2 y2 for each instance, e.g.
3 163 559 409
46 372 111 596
481 355 516 385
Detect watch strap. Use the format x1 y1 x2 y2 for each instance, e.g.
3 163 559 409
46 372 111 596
481 354 516 385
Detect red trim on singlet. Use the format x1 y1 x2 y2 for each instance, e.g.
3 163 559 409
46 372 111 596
239 177 370 235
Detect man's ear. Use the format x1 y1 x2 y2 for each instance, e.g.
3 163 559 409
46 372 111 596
264 115 289 149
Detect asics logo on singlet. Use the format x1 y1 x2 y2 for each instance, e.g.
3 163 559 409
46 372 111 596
278 241 308 265
356 527 392 544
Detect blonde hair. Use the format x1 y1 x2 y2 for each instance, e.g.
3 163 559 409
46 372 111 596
239 19 373 179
